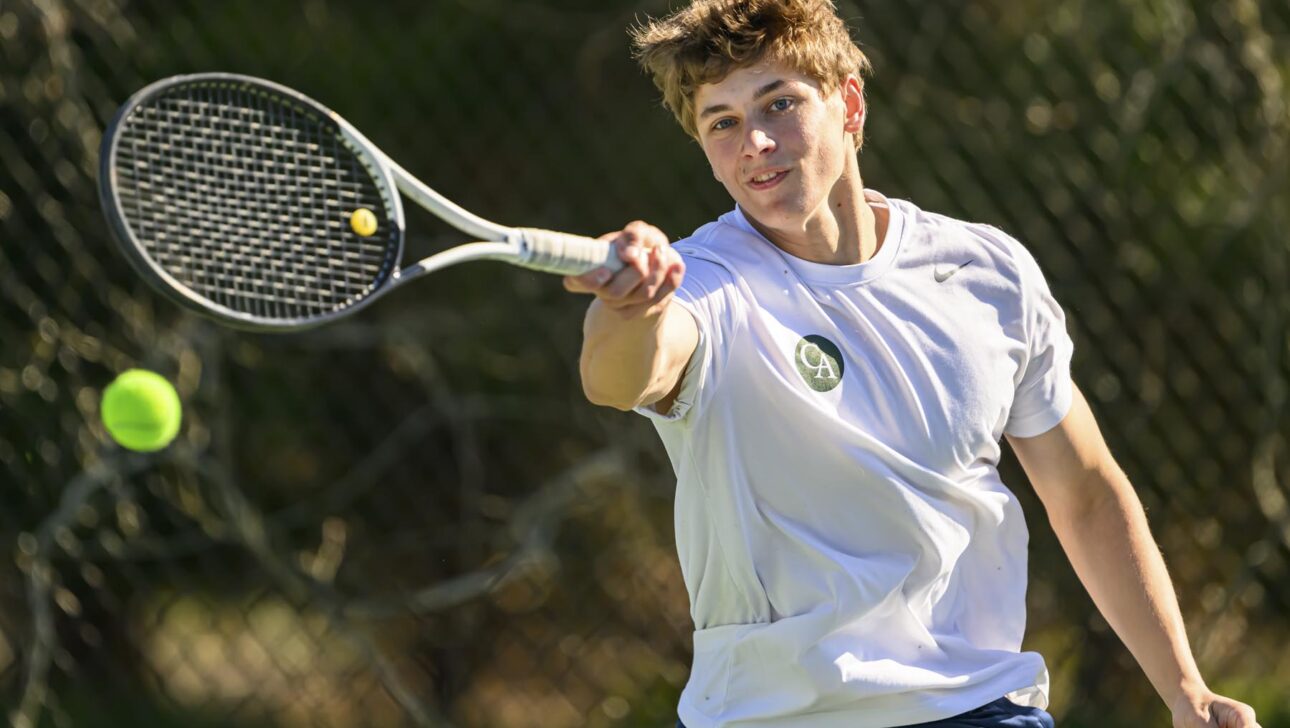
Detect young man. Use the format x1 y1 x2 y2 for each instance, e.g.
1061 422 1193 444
565 1 1260 726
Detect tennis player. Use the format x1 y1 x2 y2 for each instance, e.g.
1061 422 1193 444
565 1 1260 726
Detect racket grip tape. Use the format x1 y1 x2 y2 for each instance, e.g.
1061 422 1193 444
515 228 624 275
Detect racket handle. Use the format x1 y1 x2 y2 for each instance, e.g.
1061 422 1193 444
515 228 624 275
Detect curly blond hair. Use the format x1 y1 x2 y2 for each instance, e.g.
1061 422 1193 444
630 0 872 148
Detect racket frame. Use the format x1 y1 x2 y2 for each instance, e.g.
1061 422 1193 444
98 73 617 332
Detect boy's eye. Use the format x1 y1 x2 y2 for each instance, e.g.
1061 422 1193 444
770 97 794 112
712 118 736 131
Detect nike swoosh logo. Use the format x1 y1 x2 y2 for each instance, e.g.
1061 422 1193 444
934 259 973 283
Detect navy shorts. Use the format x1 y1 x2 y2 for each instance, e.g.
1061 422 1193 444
677 696 1055 727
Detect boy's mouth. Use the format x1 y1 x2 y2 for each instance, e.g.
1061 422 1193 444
747 169 789 190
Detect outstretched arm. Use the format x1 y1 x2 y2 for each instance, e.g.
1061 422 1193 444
564 221 697 412
1007 385 1260 728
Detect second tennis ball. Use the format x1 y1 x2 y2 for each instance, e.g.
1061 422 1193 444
100 369 182 452
350 208 378 237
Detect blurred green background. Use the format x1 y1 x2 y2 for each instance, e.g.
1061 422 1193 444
2 0 1288 726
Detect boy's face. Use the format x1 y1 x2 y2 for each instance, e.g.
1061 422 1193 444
693 60 863 232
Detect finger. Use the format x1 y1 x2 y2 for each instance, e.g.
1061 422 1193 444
603 261 646 300
631 261 683 308
611 269 682 321
563 267 614 294
638 260 686 316
658 255 685 296
596 227 639 262
614 222 647 252
566 228 637 293
635 248 670 300
629 220 670 251
652 266 681 302
613 238 650 271
1215 699 1258 728
1224 706 1258 728
624 243 675 302
666 260 685 289
609 220 669 262
605 242 650 291
622 219 672 252
622 219 654 243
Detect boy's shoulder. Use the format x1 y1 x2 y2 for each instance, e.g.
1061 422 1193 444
895 199 1047 285
669 211 779 280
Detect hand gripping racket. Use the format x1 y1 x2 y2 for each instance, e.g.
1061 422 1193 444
98 73 621 331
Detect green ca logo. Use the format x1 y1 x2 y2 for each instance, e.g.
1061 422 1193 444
794 335 844 392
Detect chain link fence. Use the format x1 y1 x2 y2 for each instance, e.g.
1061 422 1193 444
2 0 1288 726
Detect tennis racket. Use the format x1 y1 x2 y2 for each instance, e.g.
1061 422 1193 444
97 72 621 332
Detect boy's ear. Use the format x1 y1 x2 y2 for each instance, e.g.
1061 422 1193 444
841 74 865 134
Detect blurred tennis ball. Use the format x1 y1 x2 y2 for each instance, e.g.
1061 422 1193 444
350 208 378 237
100 369 182 452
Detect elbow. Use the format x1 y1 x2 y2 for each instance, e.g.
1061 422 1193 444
579 355 645 411
582 383 640 411
582 373 672 412
580 367 646 411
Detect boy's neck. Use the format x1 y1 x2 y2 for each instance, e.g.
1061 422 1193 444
744 157 886 267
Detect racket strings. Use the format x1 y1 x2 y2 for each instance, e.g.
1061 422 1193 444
113 81 398 321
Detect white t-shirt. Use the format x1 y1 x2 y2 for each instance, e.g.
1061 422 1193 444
635 191 1073 728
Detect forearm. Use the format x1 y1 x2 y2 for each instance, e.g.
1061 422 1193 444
579 298 689 410
1050 474 1206 706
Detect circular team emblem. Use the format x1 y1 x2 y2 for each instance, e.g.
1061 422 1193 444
794 335 844 392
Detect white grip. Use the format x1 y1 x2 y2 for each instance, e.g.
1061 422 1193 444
514 228 623 275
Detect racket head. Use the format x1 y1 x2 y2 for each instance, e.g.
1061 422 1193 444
98 73 406 331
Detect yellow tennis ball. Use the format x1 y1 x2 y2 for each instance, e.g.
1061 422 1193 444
350 208 378 237
100 369 182 452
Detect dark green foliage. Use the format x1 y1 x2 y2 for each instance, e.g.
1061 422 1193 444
1 1 1287 726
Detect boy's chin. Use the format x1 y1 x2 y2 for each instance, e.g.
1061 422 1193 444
740 201 808 230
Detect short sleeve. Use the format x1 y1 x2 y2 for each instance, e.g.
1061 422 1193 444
1004 247 1074 438
634 251 742 424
